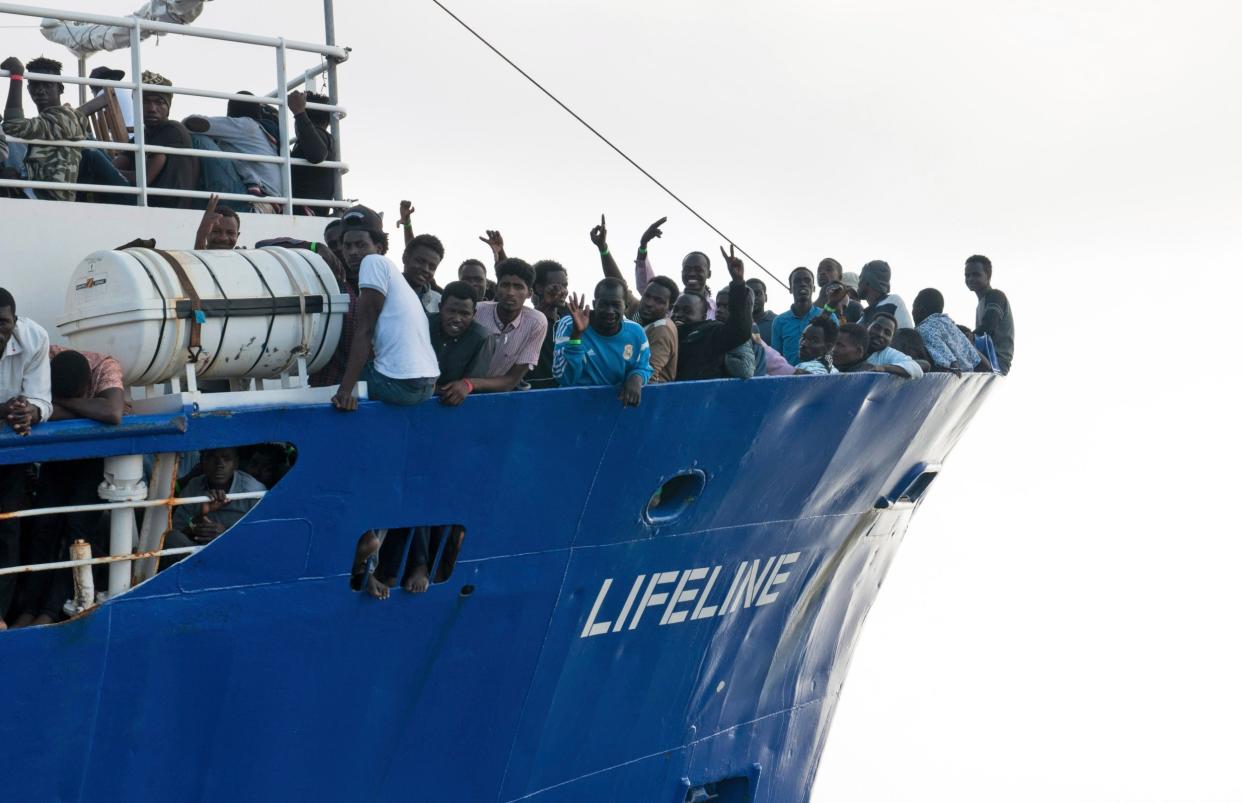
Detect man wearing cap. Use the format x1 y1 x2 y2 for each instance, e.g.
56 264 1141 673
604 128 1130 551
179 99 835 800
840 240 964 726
87 66 133 132
857 260 915 330
330 206 439 410
1 55 88 201
112 70 198 208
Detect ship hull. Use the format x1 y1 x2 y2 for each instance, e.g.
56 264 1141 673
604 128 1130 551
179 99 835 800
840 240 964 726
0 373 994 802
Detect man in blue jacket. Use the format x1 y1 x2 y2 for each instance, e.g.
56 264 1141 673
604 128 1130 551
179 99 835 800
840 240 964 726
553 277 652 406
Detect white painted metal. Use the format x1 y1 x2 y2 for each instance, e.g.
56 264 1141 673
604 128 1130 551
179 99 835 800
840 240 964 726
0 546 200 578
98 455 147 597
0 491 266 522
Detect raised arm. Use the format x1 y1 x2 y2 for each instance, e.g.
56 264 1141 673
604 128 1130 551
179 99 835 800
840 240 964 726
590 214 639 310
478 230 507 266
634 216 665 293
2 57 26 124
552 295 591 387
288 91 331 163
399 200 414 247
709 245 754 354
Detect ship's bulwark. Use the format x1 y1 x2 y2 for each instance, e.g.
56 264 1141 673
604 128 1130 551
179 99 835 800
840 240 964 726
0 373 994 802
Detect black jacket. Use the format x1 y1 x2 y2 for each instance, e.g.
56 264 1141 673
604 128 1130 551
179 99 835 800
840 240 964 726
675 280 754 380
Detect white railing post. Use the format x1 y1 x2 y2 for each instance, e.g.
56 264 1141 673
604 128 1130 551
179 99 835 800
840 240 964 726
128 15 147 206
324 0 342 203
276 38 293 215
97 454 147 598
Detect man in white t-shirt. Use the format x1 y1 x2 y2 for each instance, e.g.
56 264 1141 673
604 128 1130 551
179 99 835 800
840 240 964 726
330 252 439 410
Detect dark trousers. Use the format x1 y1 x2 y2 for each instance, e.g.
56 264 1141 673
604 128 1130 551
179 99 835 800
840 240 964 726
0 464 32 617
15 459 105 620
375 526 444 584
77 149 137 206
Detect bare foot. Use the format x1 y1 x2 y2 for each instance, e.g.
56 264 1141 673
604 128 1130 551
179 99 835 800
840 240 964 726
32 613 54 626
0 619 7 631
366 573 390 600
10 612 34 629
350 531 381 591
402 563 430 594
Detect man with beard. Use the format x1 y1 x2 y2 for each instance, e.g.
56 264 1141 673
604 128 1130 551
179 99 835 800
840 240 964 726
634 275 680 383
671 246 752 380
527 260 570 389
863 313 923 378
552 278 651 406
771 267 822 366
428 281 489 397
457 259 490 303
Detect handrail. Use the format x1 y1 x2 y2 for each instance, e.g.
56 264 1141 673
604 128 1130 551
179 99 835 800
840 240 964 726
0 490 267 522
0 2 349 59
0 545 200 576
3 135 349 170
0 1 348 213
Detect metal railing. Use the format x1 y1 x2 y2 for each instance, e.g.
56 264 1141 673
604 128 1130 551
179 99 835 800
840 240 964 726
0 2 350 213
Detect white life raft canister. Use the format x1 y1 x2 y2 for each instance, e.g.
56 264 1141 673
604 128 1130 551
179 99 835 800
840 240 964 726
57 247 349 386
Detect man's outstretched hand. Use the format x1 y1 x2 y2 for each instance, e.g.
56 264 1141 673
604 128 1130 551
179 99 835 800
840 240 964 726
720 244 745 283
567 292 591 338
589 214 608 251
640 216 667 248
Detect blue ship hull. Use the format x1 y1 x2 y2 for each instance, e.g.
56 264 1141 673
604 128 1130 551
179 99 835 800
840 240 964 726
0 373 994 802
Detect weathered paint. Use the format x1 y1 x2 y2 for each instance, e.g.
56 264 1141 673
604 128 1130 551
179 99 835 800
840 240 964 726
0 373 994 802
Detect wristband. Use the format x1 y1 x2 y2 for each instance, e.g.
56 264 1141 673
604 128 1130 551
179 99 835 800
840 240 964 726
599 248 609 257
399 220 411 228
8 75 22 82
568 338 582 346
638 246 647 255
463 379 474 393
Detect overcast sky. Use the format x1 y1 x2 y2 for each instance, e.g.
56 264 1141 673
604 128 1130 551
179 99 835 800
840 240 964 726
7 1 1241 799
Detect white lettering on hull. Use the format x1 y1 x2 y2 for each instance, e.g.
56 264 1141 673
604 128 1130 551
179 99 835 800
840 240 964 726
579 552 801 638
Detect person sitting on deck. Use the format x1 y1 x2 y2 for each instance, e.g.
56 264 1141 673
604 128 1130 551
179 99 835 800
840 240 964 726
0 287 51 629
964 254 1015 375
912 288 989 374
831 323 873 374
864 313 924 378
162 448 266 569
402 233 445 314
471 258 547 394
430 281 490 406
330 248 440 409
714 286 763 379
794 316 840 375
527 260 570 390
857 260 915 329
1 56 88 202
288 90 336 215
10 347 124 627
770 267 822 366
553 278 652 406
184 91 281 200
748 278 777 346
194 195 241 250
634 275 680 384
671 246 753 381
457 259 490 303
113 71 199 209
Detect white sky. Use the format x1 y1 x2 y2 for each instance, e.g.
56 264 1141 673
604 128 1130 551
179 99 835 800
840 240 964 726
7 1 1241 799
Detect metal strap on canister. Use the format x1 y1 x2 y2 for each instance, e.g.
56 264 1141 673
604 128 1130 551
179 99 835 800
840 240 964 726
153 248 205 364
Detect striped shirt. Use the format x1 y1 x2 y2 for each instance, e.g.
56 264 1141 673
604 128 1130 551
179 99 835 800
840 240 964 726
474 302 548 377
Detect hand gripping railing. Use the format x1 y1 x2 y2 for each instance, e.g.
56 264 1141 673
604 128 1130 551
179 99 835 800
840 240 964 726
0 2 351 213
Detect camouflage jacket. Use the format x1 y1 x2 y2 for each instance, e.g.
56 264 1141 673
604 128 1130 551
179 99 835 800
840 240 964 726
2 104 88 201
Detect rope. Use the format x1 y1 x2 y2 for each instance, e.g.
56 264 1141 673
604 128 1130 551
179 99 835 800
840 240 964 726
430 0 788 291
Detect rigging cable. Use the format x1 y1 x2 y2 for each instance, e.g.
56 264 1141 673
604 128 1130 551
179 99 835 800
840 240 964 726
430 0 788 290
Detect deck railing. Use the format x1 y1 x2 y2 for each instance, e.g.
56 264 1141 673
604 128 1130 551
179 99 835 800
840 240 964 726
0 2 350 213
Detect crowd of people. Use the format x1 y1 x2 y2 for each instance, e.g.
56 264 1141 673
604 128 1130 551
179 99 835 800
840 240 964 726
2 56 337 214
0 52 1016 616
